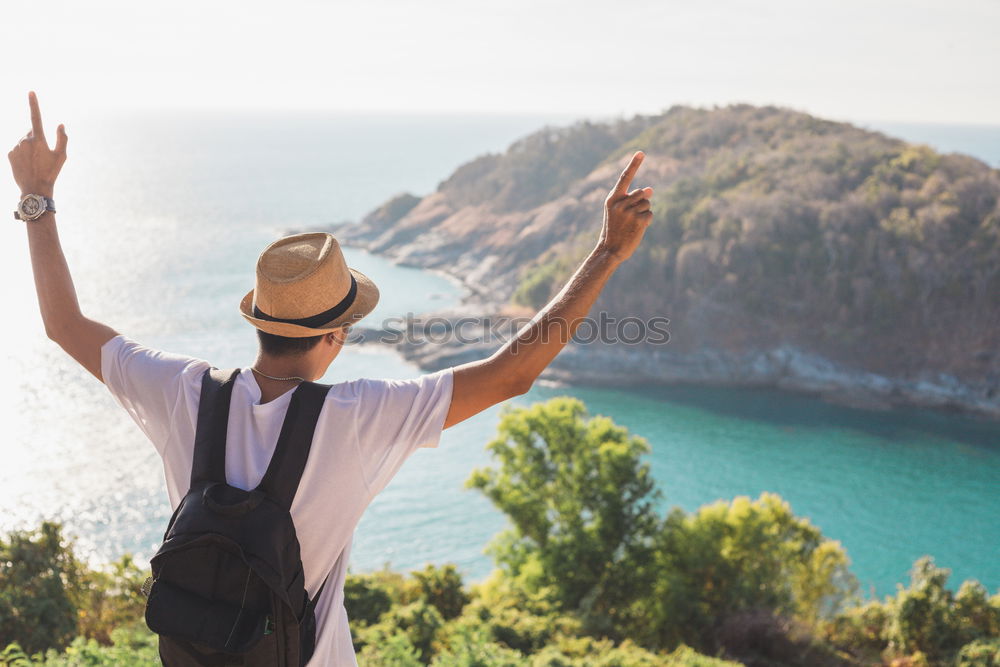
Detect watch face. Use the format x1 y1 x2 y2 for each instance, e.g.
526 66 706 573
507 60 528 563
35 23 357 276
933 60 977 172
20 196 42 218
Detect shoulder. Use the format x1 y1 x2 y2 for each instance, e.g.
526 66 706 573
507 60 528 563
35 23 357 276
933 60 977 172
101 334 212 391
323 369 454 439
327 368 454 403
102 334 210 368
99 335 214 455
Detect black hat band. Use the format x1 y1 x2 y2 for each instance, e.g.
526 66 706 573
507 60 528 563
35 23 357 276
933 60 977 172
253 275 358 328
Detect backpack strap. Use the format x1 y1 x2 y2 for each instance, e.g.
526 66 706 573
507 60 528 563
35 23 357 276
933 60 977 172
191 367 241 486
257 380 331 511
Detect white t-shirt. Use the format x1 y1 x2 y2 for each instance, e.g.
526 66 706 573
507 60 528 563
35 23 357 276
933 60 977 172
100 335 454 666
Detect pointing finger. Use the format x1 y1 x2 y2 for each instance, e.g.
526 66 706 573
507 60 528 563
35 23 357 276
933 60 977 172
55 124 68 154
612 151 644 196
28 91 46 143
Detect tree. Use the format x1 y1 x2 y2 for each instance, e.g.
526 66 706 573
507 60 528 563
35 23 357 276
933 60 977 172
630 494 855 653
0 523 82 654
827 557 1000 665
468 399 860 659
883 558 1000 662
467 397 660 635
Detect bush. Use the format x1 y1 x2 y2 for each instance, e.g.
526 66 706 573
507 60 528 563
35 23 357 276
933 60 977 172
344 570 399 627
356 630 423 666
1 624 158 666
826 557 1000 665
632 493 855 653
359 600 445 662
530 637 664 666
450 574 581 654
0 523 148 659
430 624 525 666
825 599 890 660
0 523 83 654
3 398 997 666
73 556 148 645
956 638 1000 667
407 564 470 621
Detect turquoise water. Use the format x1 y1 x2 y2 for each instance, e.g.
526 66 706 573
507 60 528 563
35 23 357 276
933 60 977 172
0 112 997 598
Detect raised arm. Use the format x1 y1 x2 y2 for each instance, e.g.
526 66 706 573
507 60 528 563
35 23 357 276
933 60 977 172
444 151 653 428
9 92 118 382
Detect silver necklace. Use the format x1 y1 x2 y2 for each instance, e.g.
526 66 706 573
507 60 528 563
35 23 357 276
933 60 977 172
251 367 307 382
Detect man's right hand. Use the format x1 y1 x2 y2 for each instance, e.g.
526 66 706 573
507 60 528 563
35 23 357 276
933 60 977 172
445 150 656 428
8 91 68 198
598 151 654 263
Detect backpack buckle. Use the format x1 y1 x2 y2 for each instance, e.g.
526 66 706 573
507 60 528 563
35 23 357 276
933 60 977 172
264 615 275 636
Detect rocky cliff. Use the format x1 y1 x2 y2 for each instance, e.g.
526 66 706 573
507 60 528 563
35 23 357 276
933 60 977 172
333 105 1000 418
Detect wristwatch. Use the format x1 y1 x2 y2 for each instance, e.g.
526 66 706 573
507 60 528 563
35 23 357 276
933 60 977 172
14 193 56 221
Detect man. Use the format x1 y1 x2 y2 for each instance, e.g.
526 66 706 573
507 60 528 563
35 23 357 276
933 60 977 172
10 91 654 665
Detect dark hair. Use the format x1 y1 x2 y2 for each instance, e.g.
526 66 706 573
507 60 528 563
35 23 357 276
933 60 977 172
256 329 325 357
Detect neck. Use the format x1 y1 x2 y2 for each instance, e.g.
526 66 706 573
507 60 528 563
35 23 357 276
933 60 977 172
252 353 318 382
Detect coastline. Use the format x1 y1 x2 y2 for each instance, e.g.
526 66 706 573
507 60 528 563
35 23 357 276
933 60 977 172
339 239 1000 422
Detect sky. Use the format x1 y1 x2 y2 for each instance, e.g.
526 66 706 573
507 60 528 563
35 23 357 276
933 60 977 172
1 0 998 126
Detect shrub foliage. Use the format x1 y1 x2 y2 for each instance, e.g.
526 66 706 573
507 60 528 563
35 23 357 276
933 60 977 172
2 397 997 666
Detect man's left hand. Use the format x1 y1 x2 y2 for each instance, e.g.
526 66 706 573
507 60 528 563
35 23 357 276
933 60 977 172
8 91 68 198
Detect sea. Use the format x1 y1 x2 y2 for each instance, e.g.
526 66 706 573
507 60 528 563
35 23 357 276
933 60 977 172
0 111 997 599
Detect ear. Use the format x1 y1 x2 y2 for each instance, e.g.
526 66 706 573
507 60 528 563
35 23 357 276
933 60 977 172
329 326 350 345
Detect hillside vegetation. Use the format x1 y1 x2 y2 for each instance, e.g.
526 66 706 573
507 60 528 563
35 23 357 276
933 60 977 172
337 105 1000 406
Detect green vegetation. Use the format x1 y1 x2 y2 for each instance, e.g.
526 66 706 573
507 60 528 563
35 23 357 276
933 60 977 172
0 523 152 665
3 398 998 665
358 192 423 235
827 557 1000 665
467 397 660 633
1 627 159 666
439 116 659 212
551 107 1000 377
512 259 572 309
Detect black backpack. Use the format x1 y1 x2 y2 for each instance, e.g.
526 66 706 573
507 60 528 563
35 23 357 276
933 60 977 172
144 367 331 666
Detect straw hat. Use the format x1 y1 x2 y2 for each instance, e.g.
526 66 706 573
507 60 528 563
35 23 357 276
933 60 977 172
239 232 379 338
